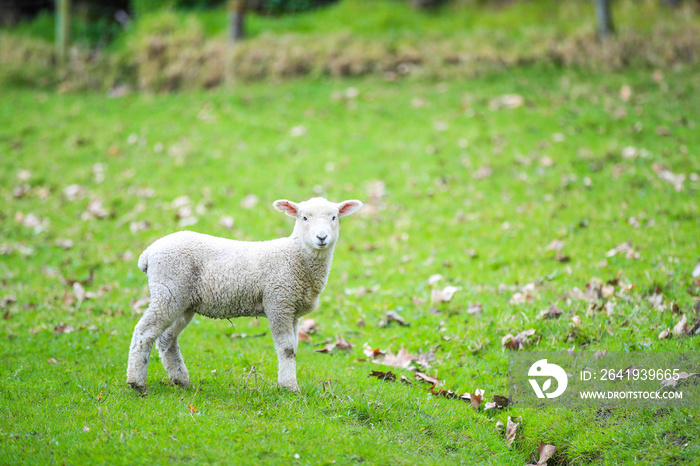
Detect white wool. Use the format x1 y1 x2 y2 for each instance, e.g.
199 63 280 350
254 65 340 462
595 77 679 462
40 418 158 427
127 197 362 392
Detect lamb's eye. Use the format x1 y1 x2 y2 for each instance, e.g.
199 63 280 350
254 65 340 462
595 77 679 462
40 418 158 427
332 216 336 221
303 216 308 221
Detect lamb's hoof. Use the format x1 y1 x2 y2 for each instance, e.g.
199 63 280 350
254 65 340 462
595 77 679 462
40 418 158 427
128 381 146 393
171 378 191 389
280 383 300 393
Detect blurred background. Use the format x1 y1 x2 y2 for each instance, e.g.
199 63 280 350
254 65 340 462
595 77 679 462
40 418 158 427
1 0 699 92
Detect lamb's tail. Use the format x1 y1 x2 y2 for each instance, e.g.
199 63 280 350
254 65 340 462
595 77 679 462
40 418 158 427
138 249 149 273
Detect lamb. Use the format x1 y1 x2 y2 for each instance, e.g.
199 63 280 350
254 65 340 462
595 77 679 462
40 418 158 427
126 197 362 393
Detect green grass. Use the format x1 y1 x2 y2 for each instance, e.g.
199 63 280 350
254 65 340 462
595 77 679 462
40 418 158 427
1 65 699 464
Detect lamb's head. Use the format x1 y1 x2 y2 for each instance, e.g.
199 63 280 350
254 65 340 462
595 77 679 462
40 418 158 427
273 197 362 252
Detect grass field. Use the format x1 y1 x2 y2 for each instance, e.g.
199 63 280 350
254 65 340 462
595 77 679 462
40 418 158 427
1 65 699 464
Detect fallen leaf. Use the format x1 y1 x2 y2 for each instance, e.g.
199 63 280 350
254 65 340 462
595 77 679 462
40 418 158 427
659 372 698 388
83 199 109 220
73 282 86 302
620 84 632 102
369 370 396 382
606 241 639 259
380 310 409 327
658 328 671 339
539 305 563 319
415 372 441 385
493 395 510 408
220 216 234 230
693 260 700 279
466 303 483 315
432 285 461 303
672 315 688 336
55 239 74 250
544 240 565 252
230 332 266 339
47 358 58 364
240 194 258 209
54 324 74 334
489 94 524 110
400 375 413 386
505 416 519 446
526 441 557 466
428 274 443 285
314 336 353 353
378 347 415 369
571 315 582 326
429 386 459 399
362 344 386 359
188 404 198 413
416 351 435 369
502 329 536 350
299 319 317 335
63 184 85 201
652 164 685 192
510 283 538 304
460 388 484 411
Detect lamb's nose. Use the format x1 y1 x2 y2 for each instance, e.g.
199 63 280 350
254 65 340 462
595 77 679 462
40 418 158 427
316 234 327 243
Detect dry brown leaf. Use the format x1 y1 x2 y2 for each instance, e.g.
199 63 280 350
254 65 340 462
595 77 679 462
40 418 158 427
188 404 198 413
54 324 74 334
380 310 409 327
216 215 234 230
369 370 396 382
299 319 317 335
692 260 700 279
417 351 436 369
606 241 639 260
432 285 461 303
505 416 519 447
672 315 689 336
544 240 565 252
55 239 74 250
460 388 484 412
230 332 266 339
73 282 86 302
502 329 536 350
620 84 632 102
527 441 557 466
539 305 563 319
362 344 386 359
378 347 415 369
466 303 483 315
659 371 698 388
489 94 524 110
240 194 258 209
658 328 671 339
415 371 441 385
493 395 510 408
571 315 582 326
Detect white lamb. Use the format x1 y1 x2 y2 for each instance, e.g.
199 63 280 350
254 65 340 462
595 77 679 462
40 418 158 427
126 197 362 392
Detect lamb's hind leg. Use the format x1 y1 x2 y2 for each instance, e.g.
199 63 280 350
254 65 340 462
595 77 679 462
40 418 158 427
126 289 184 392
156 309 194 388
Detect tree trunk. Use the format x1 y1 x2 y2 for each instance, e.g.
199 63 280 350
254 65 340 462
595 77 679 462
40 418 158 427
229 0 246 44
595 0 615 39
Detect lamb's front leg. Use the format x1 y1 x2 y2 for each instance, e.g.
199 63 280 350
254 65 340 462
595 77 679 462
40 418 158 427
268 312 299 392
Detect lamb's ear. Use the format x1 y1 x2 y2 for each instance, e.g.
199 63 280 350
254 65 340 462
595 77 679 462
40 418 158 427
273 199 300 218
337 200 363 217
